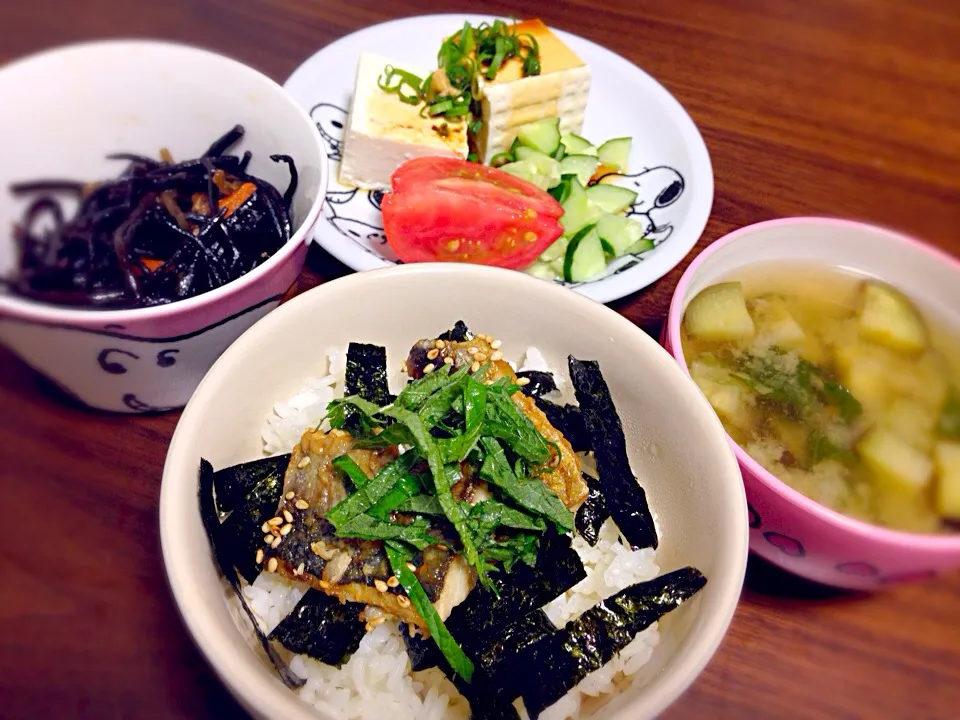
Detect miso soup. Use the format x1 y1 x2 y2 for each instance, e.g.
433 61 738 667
681 262 960 533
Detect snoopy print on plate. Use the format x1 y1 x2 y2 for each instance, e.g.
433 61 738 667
284 14 714 303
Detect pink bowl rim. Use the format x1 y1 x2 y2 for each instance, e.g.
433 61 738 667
666 216 960 553
0 39 329 326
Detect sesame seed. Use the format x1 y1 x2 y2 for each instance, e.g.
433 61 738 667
426 348 439 360
263 534 273 545
406 562 418 573
280 523 293 536
443 356 455 365
387 576 399 588
267 517 283 527
475 352 488 362
297 456 311 469
271 535 283 548
285 491 295 500
374 579 388 592
261 522 271 533
470 361 481 373
491 339 502 349
423 363 436 374
256 549 264 564
397 595 411 608
516 376 531 386
491 350 503 361
295 499 309 510
295 562 305 576
467 346 478 355
283 510 294 523
435 339 445 349
267 557 278 573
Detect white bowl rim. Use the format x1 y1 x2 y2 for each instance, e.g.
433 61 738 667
0 38 329 325
160 262 749 720
666 215 960 553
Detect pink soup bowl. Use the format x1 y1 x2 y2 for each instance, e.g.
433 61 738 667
0 41 328 413
663 217 960 590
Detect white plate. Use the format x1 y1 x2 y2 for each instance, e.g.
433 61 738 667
283 14 714 303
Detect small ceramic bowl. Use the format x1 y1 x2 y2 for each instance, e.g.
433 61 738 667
665 217 960 590
0 40 328 413
160 263 748 720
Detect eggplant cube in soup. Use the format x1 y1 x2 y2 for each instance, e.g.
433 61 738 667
935 441 960 519
857 281 927 355
684 282 756 341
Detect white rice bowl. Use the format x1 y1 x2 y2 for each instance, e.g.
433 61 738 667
240 347 663 720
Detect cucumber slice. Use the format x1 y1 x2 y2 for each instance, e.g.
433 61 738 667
517 118 562 155
514 147 562 187
586 184 638 213
563 225 606 283
857 281 927 354
499 160 552 190
596 214 647 256
538 236 569 264
597 137 632 172
558 154 600 186
525 262 557 280
560 133 598 157
549 175 573 203
559 178 603 238
684 281 756 341
626 237 654 254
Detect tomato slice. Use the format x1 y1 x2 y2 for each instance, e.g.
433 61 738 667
382 186 563 269
382 157 565 269
390 157 564 219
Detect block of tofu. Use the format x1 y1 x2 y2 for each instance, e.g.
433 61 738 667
339 52 468 191
475 20 591 163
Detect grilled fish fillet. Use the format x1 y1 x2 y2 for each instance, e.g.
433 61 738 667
261 428 475 629
406 333 587 508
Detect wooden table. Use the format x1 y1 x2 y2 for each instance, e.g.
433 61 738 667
2 1 959 718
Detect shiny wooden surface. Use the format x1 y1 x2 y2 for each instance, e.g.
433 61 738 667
2 1 959 718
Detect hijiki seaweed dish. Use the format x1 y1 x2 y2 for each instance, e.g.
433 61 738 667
200 322 706 719
5 125 297 308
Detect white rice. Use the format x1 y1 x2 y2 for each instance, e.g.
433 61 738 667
243 347 660 719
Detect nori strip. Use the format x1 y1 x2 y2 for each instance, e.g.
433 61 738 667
568 357 658 549
344 342 392 431
518 568 707 719
216 458 285 583
199 459 304 689
213 453 290 514
269 590 365 666
345 342 392 406
402 627 443 671
574 473 610 546
475 609 556 691
516 371 557 399
438 320 471 342
533 398 590 453
446 530 585 659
